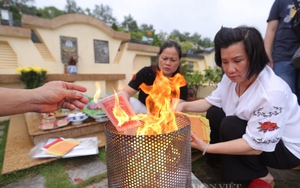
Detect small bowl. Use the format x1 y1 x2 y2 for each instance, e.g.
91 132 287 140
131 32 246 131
67 113 88 125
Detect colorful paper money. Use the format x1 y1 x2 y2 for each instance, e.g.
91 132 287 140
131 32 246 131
98 91 141 132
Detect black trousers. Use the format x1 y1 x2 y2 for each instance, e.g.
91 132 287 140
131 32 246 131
206 106 300 182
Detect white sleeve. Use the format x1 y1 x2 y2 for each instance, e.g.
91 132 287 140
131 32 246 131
242 90 287 152
205 75 227 108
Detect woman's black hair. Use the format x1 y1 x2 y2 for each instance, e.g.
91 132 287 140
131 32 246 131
158 40 182 59
154 40 182 75
214 26 269 79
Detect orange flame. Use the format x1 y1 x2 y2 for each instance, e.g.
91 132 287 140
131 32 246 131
113 70 186 135
93 81 101 103
112 90 131 126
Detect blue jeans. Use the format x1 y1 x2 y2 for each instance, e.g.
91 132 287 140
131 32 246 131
273 61 300 105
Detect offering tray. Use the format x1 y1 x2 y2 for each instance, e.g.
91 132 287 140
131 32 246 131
83 106 108 123
39 118 70 130
25 112 106 145
83 106 105 116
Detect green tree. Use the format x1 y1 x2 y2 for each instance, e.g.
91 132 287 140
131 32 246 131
169 29 182 41
180 41 194 54
93 4 116 25
0 0 34 21
156 31 168 43
65 0 84 14
184 71 205 98
36 6 64 19
121 14 139 32
203 66 223 86
199 37 214 48
130 31 143 40
181 32 191 42
1 0 34 13
85 8 92 16
111 22 118 31
151 34 161 47
10 4 22 21
140 23 154 32
190 33 202 44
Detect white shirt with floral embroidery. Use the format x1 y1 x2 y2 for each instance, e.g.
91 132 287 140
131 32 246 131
205 66 300 159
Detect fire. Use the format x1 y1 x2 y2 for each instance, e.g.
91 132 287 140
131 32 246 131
113 70 186 135
93 81 101 103
112 90 131 126
108 70 188 187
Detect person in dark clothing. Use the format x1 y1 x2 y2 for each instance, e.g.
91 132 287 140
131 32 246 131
264 0 300 104
122 41 188 114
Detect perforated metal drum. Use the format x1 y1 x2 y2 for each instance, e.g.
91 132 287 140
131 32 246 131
105 113 191 188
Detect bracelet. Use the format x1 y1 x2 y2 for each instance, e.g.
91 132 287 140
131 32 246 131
202 142 210 155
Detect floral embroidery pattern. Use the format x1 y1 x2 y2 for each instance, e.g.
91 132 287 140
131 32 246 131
252 137 280 144
257 121 279 133
253 106 283 117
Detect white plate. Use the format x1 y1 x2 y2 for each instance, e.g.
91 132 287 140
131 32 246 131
31 137 99 158
68 114 88 125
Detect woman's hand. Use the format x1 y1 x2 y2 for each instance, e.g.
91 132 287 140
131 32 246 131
191 131 208 152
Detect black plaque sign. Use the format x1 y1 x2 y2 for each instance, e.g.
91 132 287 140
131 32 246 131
60 36 78 64
94 39 109 63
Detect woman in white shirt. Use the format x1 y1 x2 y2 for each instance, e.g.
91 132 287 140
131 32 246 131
176 26 300 188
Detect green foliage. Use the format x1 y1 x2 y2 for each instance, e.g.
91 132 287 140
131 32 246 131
182 65 223 98
111 23 118 31
65 0 84 14
184 71 206 98
93 4 116 25
199 37 215 48
180 60 189 76
130 31 143 40
140 23 154 32
36 6 64 19
180 41 195 54
203 66 223 86
121 14 139 32
156 31 168 43
0 0 214 48
10 5 22 21
40 162 73 188
98 147 106 163
151 34 161 47
168 29 213 48
17 67 48 89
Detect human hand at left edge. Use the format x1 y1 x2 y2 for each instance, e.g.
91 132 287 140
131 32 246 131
31 81 89 113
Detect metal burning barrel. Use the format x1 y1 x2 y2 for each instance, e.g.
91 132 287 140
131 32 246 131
105 113 191 188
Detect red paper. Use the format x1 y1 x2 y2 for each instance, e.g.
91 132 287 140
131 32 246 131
98 91 141 131
43 137 64 150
